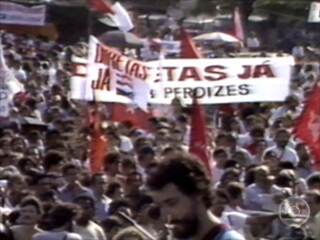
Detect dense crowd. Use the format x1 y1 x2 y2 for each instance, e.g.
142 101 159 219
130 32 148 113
0 17 319 240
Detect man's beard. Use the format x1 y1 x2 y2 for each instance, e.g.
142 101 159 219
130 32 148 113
169 217 199 239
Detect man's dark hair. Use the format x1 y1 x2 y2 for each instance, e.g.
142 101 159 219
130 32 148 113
146 153 212 207
20 196 43 214
307 173 320 188
226 182 244 200
91 172 106 185
48 203 79 229
106 182 122 198
104 152 121 171
43 151 65 171
108 199 131 215
62 163 78 175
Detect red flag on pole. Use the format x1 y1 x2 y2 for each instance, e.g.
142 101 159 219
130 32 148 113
295 85 320 170
178 29 211 173
111 103 152 131
234 6 245 42
89 105 108 173
180 28 203 59
89 0 115 14
189 98 211 173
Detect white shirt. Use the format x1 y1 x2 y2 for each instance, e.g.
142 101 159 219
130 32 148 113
244 183 285 211
73 221 106 240
263 145 299 167
33 231 82 240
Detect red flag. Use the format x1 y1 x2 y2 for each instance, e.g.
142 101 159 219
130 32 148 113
295 85 320 170
89 105 108 173
89 0 115 14
189 98 211 173
179 28 211 173
180 28 203 59
234 6 245 42
111 103 152 131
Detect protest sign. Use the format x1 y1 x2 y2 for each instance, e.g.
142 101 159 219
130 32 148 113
71 36 294 106
0 1 46 26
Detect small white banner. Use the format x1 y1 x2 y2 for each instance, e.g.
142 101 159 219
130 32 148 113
0 2 46 26
71 36 294 106
309 2 320 22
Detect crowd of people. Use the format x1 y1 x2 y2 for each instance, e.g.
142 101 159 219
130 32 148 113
0 11 319 240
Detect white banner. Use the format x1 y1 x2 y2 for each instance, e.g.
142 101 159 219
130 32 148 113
148 57 294 104
72 36 150 110
0 2 46 26
71 37 294 106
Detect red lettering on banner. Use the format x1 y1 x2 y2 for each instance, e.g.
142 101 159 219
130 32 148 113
179 67 201 81
126 62 148 80
162 67 177 81
238 65 251 79
91 69 111 91
238 65 275 79
253 65 275 78
204 65 227 81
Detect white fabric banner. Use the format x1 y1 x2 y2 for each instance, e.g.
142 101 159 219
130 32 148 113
147 57 294 104
71 36 150 111
0 2 46 26
309 2 320 22
71 36 294 106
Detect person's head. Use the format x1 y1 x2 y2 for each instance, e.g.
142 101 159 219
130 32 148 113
146 153 211 239
45 129 61 147
274 129 291 149
108 199 132 216
62 163 81 185
17 196 43 225
219 168 241 187
103 152 121 176
8 174 26 193
303 190 320 217
213 148 228 168
254 165 272 188
101 216 124 239
232 151 250 167
47 203 79 230
43 151 65 173
296 143 311 168
121 171 143 195
249 127 265 141
106 181 123 200
284 95 299 109
120 158 137 176
11 136 28 153
226 182 244 207
112 226 147 240
91 172 108 195
263 150 279 172
307 173 320 191
36 173 60 195
17 157 37 174
225 134 237 150
138 146 155 169
211 189 228 217
275 169 297 189
73 194 96 223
